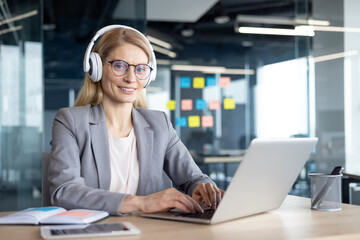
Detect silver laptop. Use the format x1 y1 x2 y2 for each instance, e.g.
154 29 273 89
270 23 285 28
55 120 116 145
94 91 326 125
140 137 318 224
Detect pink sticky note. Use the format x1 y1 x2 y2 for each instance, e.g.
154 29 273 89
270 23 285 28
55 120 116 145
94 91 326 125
181 99 193 111
209 100 220 110
202 116 214 127
220 77 231 88
56 211 93 217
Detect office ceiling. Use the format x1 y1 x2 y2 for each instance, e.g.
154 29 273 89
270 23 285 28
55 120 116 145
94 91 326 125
40 0 305 89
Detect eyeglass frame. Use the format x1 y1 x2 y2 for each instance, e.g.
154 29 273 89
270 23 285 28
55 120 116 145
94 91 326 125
107 59 153 80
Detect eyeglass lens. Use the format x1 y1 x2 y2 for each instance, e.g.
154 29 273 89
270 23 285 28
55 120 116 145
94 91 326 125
111 60 151 80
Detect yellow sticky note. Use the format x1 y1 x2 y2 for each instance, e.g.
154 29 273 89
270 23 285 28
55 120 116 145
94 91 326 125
224 98 236 110
166 100 176 110
188 116 200 127
193 77 205 89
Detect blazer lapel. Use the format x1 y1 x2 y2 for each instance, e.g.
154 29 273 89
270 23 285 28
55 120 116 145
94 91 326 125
89 104 111 190
133 108 154 195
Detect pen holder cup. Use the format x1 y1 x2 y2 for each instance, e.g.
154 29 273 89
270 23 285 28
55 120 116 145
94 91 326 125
309 173 342 211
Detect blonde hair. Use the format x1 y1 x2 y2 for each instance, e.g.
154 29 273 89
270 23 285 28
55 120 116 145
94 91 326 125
74 27 151 108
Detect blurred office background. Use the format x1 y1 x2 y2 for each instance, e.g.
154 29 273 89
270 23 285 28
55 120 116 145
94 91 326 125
1 0 360 210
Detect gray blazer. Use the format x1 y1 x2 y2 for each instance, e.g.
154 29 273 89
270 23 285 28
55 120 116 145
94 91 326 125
48 104 213 215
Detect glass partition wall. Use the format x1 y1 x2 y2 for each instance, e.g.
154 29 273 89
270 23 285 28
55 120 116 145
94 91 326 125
152 0 359 196
149 1 314 191
0 0 43 210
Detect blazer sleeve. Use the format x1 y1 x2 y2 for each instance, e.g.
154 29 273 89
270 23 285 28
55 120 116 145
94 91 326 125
48 108 126 215
162 112 215 195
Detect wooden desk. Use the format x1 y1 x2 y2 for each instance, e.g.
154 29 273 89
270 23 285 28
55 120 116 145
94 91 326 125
343 171 360 181
1 195 360 240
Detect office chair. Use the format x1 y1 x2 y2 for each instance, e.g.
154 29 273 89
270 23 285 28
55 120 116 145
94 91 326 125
42 152 52 206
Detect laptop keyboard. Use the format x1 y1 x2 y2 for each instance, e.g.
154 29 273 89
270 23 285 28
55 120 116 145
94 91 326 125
175 209 215 219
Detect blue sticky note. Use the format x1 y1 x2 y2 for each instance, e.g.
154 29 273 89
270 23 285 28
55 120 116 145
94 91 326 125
176 117 187 127
25 207 61 212
180 77 191 88
196 99 207 110
206 77 216 87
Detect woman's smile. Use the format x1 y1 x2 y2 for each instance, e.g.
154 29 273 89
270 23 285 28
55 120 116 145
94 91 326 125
117 86 137 94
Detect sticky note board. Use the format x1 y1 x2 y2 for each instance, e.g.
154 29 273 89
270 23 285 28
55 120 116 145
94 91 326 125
188 116 200 127
196 99 207 110
166 100 176 110
193 77 205 89
220 77 231 88
206 77 216 87
224 98 236 110
181 99 193 111
202 115 214 127
176 117 187 127
209 100 220 110
180 77 191 88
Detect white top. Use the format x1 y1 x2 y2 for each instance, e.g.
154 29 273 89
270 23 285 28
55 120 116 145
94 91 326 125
108 128 139 195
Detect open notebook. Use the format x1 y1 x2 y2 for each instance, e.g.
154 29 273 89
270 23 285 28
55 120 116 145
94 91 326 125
140 137 318 224
0 207 109 225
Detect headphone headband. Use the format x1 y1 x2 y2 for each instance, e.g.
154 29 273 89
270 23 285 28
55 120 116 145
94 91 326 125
83 25 157 86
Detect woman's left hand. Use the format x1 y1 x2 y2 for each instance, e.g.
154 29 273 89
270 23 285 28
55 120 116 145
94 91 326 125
192 183 225 210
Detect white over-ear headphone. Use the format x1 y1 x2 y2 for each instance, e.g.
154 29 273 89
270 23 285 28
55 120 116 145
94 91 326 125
83 25 157 88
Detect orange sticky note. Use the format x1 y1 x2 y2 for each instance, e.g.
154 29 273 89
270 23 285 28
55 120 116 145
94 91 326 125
209 100 220 110
166 100 176 110
202 116 213 127
220 77 231 88
193 77 205 89
188 116 200 127
56 211 93 217
224 98 236 110
181 99 193 111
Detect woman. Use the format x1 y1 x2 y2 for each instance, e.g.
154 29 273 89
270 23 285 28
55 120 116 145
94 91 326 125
48 25 224 215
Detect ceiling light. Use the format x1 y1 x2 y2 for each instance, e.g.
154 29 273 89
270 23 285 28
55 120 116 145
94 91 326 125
171 65 254 75
214 15 230 24
156 59 172 65
147 35 172 49
236 15 294 25
311 50 358 63
241 41 254 47
0 10 38 25
0 25 23 35
238 26 315 37
152 45 177 58
312 25 360 33
172 65 225 72
236 14 330 26
43 24 56 31
221 69 255 75
306 19 330 26
181 28 194 37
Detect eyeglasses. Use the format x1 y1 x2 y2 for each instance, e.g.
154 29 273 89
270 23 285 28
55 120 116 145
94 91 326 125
107 60 153 80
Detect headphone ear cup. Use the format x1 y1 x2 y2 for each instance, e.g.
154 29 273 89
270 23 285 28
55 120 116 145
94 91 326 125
89 52 103 82
143 51 157 88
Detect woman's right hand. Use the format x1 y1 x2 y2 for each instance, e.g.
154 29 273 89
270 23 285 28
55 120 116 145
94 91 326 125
119 188 203 214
